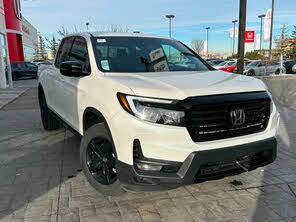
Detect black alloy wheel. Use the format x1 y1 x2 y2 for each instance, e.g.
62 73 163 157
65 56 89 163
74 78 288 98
86 137 117 185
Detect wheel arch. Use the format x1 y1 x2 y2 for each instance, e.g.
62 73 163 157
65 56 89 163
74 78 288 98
82 107 118 158
38 83 44 98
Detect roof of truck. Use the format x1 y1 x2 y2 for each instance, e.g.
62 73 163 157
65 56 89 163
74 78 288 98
64 32 170 40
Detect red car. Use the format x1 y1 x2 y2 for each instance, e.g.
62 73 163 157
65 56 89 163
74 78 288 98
219 61 251 73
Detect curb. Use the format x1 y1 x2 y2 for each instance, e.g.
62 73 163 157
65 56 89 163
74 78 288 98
0 87 32 110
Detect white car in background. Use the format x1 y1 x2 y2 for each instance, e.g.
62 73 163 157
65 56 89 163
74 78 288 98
213 60 236 69
244 60 285 76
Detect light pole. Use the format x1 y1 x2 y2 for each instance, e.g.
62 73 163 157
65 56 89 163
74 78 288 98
258 14 266 51
232 20 238 56
237 0 247 74
205 27 210 56
86 22 90 31
269 0 274 60
165 14 175 38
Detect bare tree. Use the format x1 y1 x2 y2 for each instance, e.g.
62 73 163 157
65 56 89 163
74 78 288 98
191 39 204 55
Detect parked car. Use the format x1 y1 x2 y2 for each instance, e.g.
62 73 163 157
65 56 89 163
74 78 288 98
213 61 236 69
244 60 285 76
207 59 225 66
10 62 38 81
38 32 279 195
221 61 252 73
283 60 296 74
36 61 53 66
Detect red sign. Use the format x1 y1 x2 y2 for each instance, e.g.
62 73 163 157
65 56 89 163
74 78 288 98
245 30 255 43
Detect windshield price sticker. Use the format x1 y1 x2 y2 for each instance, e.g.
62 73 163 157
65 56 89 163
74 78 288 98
101 60 110 71
153 60 169 72
149 48 165 62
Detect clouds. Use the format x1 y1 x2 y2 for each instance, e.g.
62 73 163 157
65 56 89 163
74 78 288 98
20 0 296 54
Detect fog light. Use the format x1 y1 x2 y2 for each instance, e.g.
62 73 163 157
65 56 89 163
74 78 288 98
135 163 162 171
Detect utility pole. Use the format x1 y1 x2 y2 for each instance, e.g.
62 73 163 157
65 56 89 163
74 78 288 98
237 0 247 74
269 0 274 60
258 14 266 51
232 20 238 56
165 15 175 38
206 27 210 57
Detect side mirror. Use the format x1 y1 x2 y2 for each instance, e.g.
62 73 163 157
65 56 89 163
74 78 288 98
60 61 84 77
292 64 296 73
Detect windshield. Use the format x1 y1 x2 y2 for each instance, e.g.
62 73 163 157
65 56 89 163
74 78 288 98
92 37 210 73
217 61 227 66
247 61 261 67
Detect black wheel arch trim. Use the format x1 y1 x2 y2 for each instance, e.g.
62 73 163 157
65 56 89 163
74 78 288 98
83 107 119 159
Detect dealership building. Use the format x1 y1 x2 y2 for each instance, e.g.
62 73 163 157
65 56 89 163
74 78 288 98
0 0 38 88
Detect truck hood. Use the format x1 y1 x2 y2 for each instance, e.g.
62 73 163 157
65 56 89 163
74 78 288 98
106 70 267 100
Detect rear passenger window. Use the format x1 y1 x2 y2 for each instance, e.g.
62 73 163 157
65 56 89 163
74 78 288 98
69 37 91 73
55 37 74 68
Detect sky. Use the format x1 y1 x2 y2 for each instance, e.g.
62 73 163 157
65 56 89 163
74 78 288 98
21 0 296 55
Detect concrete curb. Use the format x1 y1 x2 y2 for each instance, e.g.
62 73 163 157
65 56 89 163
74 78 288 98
0 87 32 110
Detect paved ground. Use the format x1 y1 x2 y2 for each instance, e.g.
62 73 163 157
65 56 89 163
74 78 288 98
0 78 296 222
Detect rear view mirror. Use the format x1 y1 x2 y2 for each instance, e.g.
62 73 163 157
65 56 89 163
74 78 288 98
60 61 84 77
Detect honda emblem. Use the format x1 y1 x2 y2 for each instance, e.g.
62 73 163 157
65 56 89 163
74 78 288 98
230 108 246 126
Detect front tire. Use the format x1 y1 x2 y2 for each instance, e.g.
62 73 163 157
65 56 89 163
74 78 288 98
12 73 17 81
247 70 255 76
38 92 60 130
80 123 123 196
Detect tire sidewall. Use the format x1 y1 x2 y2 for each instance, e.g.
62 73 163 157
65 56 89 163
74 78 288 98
39 92 49 129
80 123 122 195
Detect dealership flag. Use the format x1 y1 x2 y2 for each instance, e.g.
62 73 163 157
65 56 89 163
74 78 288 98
229 27 238 38
256 34 261 50
203 40 208 54
264 9 272 42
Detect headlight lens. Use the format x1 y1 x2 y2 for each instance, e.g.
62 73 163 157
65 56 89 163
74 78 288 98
117 93 185 126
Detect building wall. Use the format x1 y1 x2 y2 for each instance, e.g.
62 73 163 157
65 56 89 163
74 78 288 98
0 0 8 88
22 17 38 61
3 0 24 63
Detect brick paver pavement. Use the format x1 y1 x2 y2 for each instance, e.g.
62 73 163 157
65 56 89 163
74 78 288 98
0 79 296 222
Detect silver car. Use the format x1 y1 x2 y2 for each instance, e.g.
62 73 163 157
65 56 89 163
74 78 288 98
244 60 285 76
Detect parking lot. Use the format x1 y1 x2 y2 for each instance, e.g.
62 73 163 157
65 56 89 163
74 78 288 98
0 78 296 222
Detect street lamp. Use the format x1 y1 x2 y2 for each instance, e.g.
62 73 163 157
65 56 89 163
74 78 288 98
86 22 90 31
165 14 175 38
258 14 266 51
205 27 210 56
269 0 275 60
232 20 238 56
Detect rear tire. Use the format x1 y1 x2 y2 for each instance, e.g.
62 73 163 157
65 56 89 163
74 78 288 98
247 70 255 76
38 92 60 130
80 123 124 196
12 73 17 81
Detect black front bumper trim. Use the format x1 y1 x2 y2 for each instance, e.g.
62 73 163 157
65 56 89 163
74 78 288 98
116 137 277 191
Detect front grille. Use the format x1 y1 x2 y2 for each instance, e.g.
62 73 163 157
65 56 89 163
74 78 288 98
185 92 271 142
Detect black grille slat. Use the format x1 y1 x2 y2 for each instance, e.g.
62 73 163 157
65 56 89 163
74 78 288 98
185 92 271 142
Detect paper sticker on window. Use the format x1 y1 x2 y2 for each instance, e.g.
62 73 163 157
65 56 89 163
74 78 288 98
101 60 110 71
97 39 106 43
149 48 165 62
153 60 169 72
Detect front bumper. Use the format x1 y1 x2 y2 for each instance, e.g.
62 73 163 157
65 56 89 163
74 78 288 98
116 137 277 191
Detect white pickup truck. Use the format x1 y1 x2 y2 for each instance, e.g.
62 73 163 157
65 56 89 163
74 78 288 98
38 32 279 195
